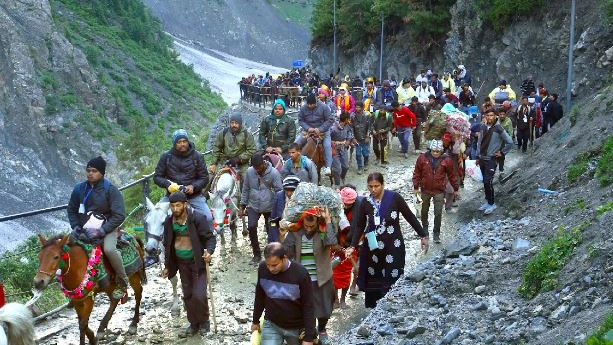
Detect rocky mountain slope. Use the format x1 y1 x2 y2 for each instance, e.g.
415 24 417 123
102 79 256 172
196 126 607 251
0 0 226 251
141 0 311 67
309 0 612 105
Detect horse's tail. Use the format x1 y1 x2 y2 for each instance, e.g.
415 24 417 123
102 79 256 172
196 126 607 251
134 237 148 285
0 303 35 345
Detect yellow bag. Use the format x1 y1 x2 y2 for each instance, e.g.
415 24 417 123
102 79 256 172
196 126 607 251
251 316 265 345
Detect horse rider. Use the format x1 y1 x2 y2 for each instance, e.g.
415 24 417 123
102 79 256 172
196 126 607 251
240 154 283 263
209 113 257 180
281 143 318 183
295 94 334 176
259 98 296 159
67 156 127 300
161 192 216 337
153 129 212 220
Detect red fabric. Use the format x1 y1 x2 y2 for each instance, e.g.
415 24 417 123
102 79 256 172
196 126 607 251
332 254 355 289
412 152 459 195
392 106 416 129
0 283 5 307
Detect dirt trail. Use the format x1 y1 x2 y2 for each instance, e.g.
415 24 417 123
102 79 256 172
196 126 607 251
36 140 499 345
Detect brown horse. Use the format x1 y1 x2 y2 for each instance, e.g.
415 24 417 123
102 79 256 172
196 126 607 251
301 133 333 186
33 234 145 345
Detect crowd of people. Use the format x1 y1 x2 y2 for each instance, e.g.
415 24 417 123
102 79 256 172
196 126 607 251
67 65 565 345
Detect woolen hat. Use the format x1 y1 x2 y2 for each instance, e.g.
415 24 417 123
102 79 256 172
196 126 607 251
230 113 243 126
430 140 444 151
168 191 187 203
172 129 189 146
86 156 106 175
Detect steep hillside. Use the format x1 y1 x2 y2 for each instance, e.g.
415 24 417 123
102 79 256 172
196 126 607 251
309 0 612 105
142 0 311 67
335 84 613 345
0 0 226 250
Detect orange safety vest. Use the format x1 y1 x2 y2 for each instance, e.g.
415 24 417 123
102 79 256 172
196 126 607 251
364 89 374 110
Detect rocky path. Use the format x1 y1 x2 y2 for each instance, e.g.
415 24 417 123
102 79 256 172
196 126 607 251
35 139 480 345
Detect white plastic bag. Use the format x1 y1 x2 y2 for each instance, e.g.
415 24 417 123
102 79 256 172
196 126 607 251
465 160 483 182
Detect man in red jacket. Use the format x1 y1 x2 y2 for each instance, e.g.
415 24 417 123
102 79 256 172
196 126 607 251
412 140 459 243
391 101 416 158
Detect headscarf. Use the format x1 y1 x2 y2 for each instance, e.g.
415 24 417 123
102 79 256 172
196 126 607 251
339 187 357 205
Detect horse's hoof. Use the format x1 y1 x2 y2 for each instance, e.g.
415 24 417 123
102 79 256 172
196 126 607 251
128 325 137 335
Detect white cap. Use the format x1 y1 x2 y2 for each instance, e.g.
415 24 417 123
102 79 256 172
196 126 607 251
430 140 444 151
458 64 465 70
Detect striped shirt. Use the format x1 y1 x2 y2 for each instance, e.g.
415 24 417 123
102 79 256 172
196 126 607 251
301 234 317 281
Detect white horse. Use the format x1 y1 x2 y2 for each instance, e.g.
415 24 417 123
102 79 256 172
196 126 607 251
208 170 240 242
143 198 181 316
0 303 34 345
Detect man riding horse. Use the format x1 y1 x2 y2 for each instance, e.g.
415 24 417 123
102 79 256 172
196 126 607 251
295 94 334 177
259 98 296 160
67 156 127 300
209 113 257 180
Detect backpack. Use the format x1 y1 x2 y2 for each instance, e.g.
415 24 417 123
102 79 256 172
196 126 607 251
424 110 448 140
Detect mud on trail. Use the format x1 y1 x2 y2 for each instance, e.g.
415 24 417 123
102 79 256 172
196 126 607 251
35 142 492 345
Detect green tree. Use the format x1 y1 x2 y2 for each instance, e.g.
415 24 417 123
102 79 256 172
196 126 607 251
312 0 334 41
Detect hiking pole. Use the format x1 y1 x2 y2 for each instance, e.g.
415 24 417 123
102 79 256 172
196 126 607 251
205 259 218 333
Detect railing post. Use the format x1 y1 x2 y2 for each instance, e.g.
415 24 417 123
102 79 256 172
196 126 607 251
143 178 150 203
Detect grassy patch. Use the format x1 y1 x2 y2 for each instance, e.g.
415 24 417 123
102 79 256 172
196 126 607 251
567 153 591 183
596 135 613 187
476 0 546 31
268 0 314 29
596 201 613 216
564 199 587 215
569 104 580 127
518 222 588 299
586 311 613 345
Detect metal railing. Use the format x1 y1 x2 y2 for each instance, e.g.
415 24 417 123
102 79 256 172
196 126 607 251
239 84 369 109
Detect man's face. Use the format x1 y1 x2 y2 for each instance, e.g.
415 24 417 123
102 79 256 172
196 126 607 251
499 84 507 90
445 91 451 97
431 149 442 158
289 148 301 162
170 201 187 218
265 256 286 275
521 98 529 106
303 216 318 234
421 82 427 88
86 167 103 184
273 104 284 117
230 120 240 132
284 189 294 199
499 111 507 120
367 83 373 90
355 105 363 113
175 138 189 153
255 163 267 176
309 101 318 109
339 89 346 96
549 95 555 101
432 75 438 81
486 112 497 125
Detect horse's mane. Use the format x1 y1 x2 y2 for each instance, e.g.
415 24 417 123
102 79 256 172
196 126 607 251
42 234 69 249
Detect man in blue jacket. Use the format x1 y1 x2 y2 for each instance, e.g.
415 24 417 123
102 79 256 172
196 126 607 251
295 95 334 176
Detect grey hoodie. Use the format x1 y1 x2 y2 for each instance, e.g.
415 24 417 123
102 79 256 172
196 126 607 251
476 123 513 160
241 161 283 213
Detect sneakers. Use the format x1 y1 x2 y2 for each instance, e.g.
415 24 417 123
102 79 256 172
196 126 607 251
433 233 441 243
478 202 489 211
199 321 210 335
484 204 497 215
403 153 409 159
179 324 198 338
322 166 332 176
381 161 389 165
319 331 330 345
357 168 363 175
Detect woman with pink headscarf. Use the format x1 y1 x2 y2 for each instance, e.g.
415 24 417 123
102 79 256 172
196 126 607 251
318 87 336 115
331 186 363 307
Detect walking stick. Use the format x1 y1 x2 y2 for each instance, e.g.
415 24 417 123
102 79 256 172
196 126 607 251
204 260 218 333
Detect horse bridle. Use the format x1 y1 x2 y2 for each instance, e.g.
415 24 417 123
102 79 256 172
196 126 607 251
39 250 71 278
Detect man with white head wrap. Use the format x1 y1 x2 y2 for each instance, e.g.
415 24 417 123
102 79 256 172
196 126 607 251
412 140 460 243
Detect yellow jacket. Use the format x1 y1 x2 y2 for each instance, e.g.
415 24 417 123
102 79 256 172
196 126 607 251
489 86 517 102
396 85 416 104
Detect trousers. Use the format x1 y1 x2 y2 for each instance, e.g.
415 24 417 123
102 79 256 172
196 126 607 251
103 229 128 280
479 159 497 205
420 193 445 235
247 207 271 257
177 259 210 328
396 126 412 153
332 147 349 185
261 320 301 345
354 142 370 169
372 134 388 163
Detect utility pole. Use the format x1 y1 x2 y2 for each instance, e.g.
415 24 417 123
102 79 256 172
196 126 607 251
379 11 384 82
333 0 337 77
565 0 576 111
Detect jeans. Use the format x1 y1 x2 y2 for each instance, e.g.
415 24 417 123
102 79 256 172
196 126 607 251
294 130 333 167
332 147 349 185
161 195 213 230
261 320 301 345
247 207 271 257
103 229 128 280
479 159 497 205
354 142 370 169
396 126 412 153
177 259 210 328
372 134 388 163
421 193 445 235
